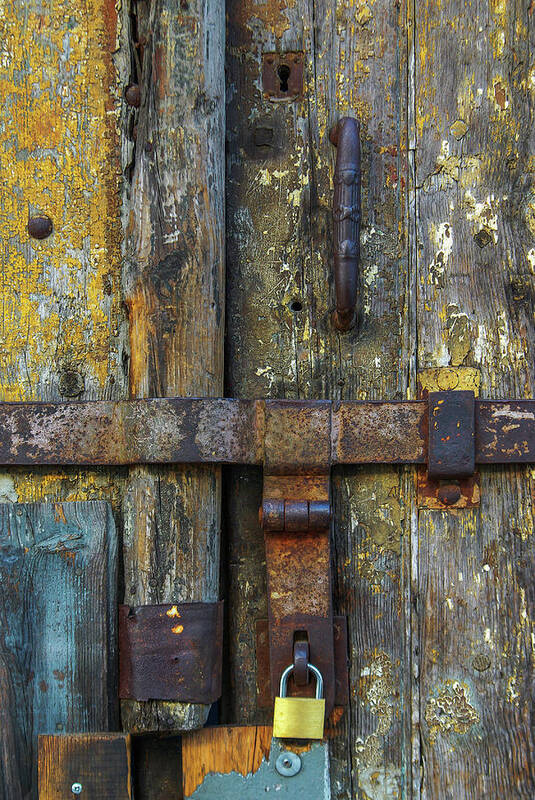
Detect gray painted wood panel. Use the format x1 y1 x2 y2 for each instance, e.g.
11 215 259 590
0 501 117 800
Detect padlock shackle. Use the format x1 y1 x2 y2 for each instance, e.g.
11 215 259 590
279 662 324 699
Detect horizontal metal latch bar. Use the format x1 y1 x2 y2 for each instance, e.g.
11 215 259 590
0 397 532 467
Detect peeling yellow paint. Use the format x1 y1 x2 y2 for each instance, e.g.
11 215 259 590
0 0 123 401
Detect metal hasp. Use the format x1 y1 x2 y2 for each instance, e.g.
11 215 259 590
330 117 361 331
259 400 341 718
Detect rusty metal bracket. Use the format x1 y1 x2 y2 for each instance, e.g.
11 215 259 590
118 602 223 702
1 396 533 468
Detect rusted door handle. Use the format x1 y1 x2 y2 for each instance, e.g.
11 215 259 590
330 117 361 331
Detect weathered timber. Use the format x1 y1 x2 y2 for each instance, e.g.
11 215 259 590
182 726 273 797
0 0 128 511
0 501 117 800
413 2 535 797
38 733 131 799
120 0 225 732
132 736 182 800
225 1 410 798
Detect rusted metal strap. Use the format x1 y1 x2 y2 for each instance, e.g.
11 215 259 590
0 396 533 467
118 602 223 702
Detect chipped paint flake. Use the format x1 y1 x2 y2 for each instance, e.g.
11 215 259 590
425 680 479 744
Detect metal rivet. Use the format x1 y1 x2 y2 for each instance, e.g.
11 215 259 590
28 216 53 240
275 751 301 777
125 84 141 108
472 653 491 672
437 484 462 506
71 783 83 795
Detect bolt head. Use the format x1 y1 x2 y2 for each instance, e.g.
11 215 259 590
125 84 141 108
437 484 462 506
71 783 83 795
28 216 53 240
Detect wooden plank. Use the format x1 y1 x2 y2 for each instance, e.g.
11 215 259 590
132 736 182 800
38 733 131 799
225 1 411 797
182 726 272 798
120 0 225 732
413 1 535 796
0 0 127 508
0 501 117 799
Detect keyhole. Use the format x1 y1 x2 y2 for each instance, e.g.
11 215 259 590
277 64 291 93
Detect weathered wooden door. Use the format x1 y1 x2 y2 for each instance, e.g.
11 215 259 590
0 0 533 798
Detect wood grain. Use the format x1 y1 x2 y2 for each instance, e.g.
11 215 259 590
132 736 182 800
0 501 117 800
38 733 131 799
224 0 410 796
412 1 535 796
120 0 225 732
182 726 272 797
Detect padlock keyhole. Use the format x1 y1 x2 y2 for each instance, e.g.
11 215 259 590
278 64 291 93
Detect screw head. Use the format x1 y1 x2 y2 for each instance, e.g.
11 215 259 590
71 783 83 795
275 750 301 777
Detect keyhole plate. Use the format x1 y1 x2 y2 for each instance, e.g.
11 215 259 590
262 53 304 101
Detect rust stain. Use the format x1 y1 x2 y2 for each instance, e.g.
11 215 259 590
53 504 67 524
231 0 294 42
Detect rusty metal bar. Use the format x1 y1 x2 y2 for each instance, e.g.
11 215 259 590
0 397 533 467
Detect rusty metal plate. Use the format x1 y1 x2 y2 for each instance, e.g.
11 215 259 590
477 401 535 462
263 400 331 473
256 617 349 709
417 470 481 509
428 391 475 479
262 53 304 101
119 602 223 702
332 401 427 464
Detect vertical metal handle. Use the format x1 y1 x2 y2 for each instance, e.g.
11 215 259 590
330 117 361 332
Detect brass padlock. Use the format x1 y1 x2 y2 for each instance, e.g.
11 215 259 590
273 662 325 739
